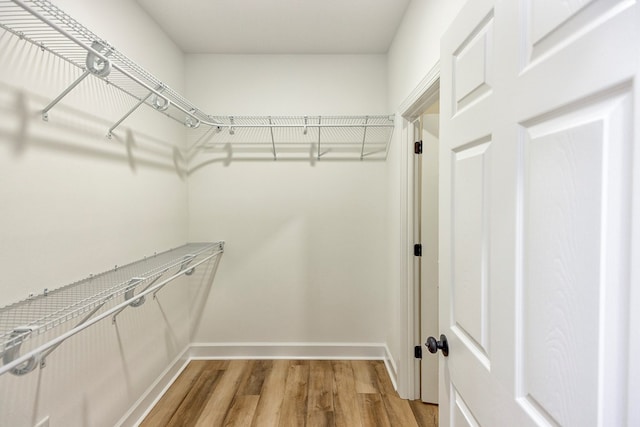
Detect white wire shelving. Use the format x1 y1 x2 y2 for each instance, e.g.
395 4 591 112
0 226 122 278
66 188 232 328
0 0 395 160
192 115 394 160
0 241 224 377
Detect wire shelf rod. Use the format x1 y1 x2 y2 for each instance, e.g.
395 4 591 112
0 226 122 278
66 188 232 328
206 123 394 128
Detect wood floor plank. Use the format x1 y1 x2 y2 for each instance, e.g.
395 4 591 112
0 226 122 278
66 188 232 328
140 360 209 427
195 360 249 426
409 400 439 427
372 361 396 396
307 361 334 412
237 360 272 396
277 361 310 427
357 393 392 427
167 367 223 426
222 395 260 427
332 360 363 427
251 359 289 427
381 394 420 427
306 410 336 427
306 361 335 426
351 360 378 394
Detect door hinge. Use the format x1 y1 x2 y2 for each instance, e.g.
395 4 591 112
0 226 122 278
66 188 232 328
414 244 422 257
414 140 423 154
414 345 422 359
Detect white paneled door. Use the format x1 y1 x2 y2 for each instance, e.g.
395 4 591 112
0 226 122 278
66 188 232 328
438 0 639 426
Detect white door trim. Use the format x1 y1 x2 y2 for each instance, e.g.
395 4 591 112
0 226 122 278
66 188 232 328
395 62 440 399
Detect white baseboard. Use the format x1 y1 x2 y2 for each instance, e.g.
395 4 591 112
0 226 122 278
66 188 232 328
116 346 191 427
383 344 398 390
188 342 388 360
120 342 399 426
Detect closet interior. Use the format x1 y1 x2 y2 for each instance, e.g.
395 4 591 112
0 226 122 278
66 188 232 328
0 0 394 379
0 0 399 425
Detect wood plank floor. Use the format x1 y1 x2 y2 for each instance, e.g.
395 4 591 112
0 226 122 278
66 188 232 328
141 360 438 426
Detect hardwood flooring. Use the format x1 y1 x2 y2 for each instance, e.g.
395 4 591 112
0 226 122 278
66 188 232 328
141 360 438 426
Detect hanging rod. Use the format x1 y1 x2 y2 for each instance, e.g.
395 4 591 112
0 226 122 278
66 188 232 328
0 242 224 377
0 0 395 159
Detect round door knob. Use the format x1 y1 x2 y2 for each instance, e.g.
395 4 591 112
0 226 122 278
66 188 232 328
425 334 449 357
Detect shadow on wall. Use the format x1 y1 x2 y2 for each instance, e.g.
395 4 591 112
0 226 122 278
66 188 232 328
0 82 187 178
185 125 389 174
0 29 187 178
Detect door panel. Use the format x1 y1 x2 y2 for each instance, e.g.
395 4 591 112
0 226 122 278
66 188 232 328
518 91 633 426
453 387 481 427
452 140 491 362
526 0 631 65
439 0 638 425
453 13 494 113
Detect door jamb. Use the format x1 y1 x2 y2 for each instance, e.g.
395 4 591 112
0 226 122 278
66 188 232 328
396 62 440 399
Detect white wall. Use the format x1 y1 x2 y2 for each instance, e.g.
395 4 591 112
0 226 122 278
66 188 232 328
387 0 467 109
384 0 465 396
185 55 391 347
0 0 192 425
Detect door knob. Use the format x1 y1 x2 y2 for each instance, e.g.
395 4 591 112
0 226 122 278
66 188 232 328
425 334 449 357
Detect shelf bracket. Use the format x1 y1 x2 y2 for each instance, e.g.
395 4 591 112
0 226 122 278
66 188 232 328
229 116 235 135
39 299 110 369
150 84 170 112
112 272 167 323
124 277 145 307
152 255 196 299
360 116 369 160
317 116 322 160
42 69 91 121
177 254 196 274
185 109 201 129
2 327 37 376
42 41 113 121
269 117 276 161
107 91 154 139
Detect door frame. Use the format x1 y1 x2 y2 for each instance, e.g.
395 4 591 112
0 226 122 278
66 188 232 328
396 62 440 399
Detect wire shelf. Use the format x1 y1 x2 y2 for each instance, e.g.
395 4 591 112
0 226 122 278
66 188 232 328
0 0 216 128
0 241 224 376
0 0 395 159
194 115 394 160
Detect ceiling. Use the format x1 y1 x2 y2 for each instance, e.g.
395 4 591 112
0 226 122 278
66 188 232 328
135 0 411 54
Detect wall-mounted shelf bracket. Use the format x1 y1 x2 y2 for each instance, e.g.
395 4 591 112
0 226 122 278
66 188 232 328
2 327 37 376
107 91 154 139
42 69 91 121
39 299 109 369
360 116 369 160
